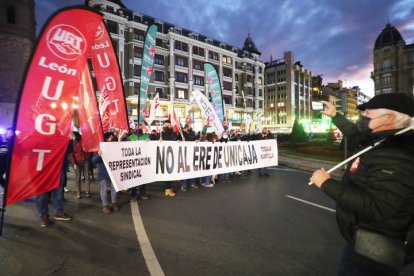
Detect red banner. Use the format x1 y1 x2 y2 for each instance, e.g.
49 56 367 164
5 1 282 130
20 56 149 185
6 8 127 205
77 65 102 152
90 22 129 136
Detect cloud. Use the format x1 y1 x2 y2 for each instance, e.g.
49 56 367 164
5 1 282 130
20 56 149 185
35 0 414 97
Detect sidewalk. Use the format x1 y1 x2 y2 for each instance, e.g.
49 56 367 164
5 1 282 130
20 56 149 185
278 153 345 179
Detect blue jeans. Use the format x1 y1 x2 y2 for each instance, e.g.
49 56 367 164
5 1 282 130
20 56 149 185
36 169 65 216
74 160 90 194
218 173 231 181
99 179 117 206
199 176 211 185
258 167 269 175
181 178 195 188
338 244 399 276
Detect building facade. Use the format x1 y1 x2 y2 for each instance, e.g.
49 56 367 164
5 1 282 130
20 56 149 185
88 0 265 130
0 0 35 129
371 23 414 98
263 51 312 132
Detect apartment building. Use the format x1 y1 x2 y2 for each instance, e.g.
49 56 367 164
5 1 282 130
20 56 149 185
263 51 312 132
88 0 265 130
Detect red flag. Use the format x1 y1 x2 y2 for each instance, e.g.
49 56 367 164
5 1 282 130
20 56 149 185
6 8 123 205
168 111 181 134
77 66 103 152
90 22 129 135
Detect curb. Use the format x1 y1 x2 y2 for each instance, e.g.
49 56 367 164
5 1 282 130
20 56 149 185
278 154 345 179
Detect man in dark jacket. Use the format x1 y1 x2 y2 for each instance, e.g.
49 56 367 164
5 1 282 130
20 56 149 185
180 124 198 191
160 120 177 197
310 93 414 275
256 127 271 177
93 132 118 213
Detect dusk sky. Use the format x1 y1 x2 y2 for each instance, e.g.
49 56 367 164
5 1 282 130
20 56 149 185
35 0 414 97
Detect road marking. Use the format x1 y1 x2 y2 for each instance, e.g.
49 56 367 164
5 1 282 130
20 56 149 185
285 195 336 213
268 166 298 172
131 202 165 276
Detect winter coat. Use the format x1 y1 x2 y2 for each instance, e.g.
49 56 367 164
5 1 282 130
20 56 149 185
69 139 91 165
161 130 178 141
91 152 110 181
321 113 414 247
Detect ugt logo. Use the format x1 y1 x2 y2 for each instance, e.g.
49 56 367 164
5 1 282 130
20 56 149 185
46 24 86 60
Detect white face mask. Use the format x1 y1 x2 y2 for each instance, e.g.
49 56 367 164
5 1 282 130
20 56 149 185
223 134 228 139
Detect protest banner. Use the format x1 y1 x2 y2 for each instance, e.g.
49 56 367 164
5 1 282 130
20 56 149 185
100 139 278 191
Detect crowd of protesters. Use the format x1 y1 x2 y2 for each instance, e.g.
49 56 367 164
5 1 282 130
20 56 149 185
0 122 277 227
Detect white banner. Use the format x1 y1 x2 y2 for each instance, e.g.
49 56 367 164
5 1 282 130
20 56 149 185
100 139 278 191
192 90 225 135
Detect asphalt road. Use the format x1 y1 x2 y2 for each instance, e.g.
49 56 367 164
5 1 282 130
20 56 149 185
1 167 414 275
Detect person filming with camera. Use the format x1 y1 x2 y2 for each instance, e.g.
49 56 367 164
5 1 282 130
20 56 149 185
310 93 414 276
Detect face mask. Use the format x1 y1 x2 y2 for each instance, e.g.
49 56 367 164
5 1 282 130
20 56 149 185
356 115 372 135
223 135 228 139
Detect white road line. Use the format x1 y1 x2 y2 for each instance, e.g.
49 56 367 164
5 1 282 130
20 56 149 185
131 202 165 276
285 195 336 213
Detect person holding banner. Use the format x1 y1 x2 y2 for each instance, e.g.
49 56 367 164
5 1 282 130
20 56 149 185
93 132 119 214
255 127 271 177
180 124 199 191
310 93 414 275
69 132 92 199
160 120 178 197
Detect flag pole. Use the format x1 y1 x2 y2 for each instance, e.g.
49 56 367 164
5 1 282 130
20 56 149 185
308 121 414 185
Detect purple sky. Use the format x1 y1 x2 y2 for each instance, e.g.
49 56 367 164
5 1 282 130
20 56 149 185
35 0 414 97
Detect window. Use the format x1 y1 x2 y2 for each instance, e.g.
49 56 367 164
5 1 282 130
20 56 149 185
134 47 143 58
155 71 164 82
222 56 232 65
178 89 185 99
176 56 186 67
7 6 16 24
134 83 140 95
176 72 188 83
208 51 219 61
193 46 204 57
223 68 232 78
382 74 392 84
194 61 202 70
157 87 166 99
156 38 167 48
134 65 141 76
382 59 392 70
106 20 118 34
155 22 163 33
133 15 142 22
175 41 188 52
134 29 145 41
154 54 164 65
194 76 204 86
223 81 232 91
